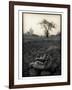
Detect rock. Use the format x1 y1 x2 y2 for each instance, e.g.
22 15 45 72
29 61 45 70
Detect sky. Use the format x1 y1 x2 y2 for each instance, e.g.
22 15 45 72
23 13 61 36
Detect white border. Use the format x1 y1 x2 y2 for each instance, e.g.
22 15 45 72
14 5 68 85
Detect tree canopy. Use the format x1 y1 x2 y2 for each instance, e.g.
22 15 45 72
39 19 56 37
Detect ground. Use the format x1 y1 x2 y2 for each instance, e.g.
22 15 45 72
22 34 61 77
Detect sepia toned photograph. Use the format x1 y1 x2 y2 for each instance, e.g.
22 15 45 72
22 13 61 77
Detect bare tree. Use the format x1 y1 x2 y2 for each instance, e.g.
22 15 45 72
40 19 56 37
29 28 34 35
26 28 34 35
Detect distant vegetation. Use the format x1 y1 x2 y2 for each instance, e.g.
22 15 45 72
25 28 34 35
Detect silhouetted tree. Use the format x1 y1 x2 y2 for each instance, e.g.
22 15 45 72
40 19 56 37
29 28 34 35
26 28 34 35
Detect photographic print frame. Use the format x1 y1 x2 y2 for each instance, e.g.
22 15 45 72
9 1 70 89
